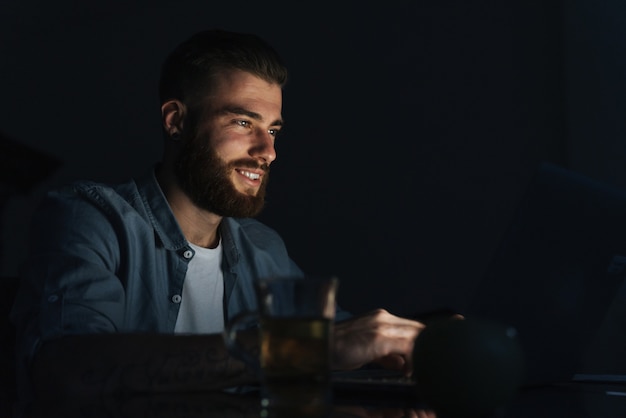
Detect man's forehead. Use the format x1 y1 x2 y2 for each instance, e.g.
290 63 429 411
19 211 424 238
205 74 282 116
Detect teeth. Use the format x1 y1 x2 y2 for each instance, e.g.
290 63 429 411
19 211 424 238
240 170 260 180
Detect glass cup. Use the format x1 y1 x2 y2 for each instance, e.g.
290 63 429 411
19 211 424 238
224 276 339 417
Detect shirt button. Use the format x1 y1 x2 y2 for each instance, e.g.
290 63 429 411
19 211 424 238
171 294 182 304
183 250 193 259
47 294 59 303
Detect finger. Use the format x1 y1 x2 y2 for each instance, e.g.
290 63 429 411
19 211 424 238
374 353 415 377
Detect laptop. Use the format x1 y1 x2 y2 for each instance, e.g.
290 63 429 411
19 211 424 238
464 161 626 388
333 162 626 399
332 368 420 406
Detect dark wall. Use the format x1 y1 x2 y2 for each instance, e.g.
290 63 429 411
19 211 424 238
1 1 624 317
258 1 568 315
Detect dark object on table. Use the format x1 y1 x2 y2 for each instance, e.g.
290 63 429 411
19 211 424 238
412 317 524 418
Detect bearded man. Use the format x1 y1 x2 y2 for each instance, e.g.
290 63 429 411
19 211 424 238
10 29 425 404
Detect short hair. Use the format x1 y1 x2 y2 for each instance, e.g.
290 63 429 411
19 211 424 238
159 29 288 108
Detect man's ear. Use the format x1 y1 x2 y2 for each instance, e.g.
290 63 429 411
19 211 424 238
161 99 186 139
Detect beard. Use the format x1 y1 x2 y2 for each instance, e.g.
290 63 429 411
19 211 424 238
173 132 270 218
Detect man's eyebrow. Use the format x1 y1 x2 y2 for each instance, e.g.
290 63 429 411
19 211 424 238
218 106 284 127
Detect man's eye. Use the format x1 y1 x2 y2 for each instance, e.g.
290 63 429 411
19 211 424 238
236 120 250 127
268 128 279 137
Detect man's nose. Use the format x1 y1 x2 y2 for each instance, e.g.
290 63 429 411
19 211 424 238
251 130 277 164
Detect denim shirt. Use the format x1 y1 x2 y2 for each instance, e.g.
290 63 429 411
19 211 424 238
10 167 349 393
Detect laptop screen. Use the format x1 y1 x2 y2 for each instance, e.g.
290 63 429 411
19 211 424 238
464 162 626 387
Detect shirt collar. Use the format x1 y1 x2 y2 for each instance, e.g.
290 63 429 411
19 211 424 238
136 165 188 251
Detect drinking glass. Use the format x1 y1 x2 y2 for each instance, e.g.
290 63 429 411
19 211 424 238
224 276 339 417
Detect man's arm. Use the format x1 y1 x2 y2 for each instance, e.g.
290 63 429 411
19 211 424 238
30 333 259 400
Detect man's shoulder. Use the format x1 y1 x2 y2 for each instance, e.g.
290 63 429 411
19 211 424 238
35 177 145 225
46 176 140 206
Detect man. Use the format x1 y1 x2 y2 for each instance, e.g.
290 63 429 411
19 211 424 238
10 29 424 402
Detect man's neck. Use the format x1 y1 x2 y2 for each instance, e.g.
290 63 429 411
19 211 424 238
156 165 222 249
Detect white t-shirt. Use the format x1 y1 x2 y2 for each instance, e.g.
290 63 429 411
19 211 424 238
174 240 224 334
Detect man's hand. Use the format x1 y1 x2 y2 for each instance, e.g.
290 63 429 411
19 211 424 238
332 309 425 375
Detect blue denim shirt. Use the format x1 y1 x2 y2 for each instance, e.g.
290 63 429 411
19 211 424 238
11 167 350 394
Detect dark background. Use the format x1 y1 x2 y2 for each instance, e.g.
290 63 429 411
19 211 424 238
2 0 626 317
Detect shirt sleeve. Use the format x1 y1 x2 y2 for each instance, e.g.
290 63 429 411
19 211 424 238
11 185 126 373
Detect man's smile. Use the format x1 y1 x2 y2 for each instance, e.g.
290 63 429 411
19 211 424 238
236 169 261 181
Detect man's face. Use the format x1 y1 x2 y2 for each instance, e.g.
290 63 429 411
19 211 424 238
174 70 283 217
